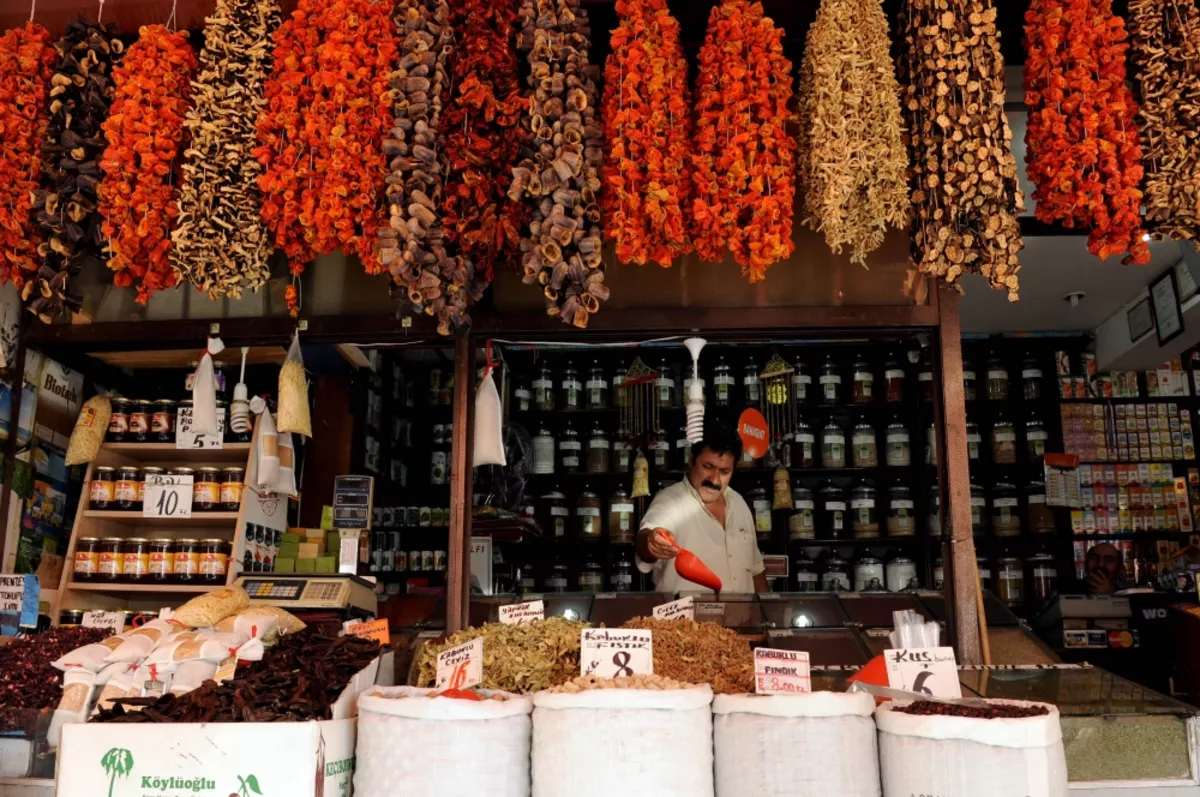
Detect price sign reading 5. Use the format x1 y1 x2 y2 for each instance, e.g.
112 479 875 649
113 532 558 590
580 629 653 678
435 638 483 691
142 473 193 519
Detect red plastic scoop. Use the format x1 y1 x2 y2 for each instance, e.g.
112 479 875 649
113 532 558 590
656 530 723 592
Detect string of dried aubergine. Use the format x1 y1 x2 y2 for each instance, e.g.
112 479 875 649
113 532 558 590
511 0 606 328
796 0 908 266
690 0 795 282
898 0 1023 300
98 25 196 304
172 0 280 300
0 23 55 297
442 0 526 293
30 18 123 321
601 0 692 267
383 0 477 335
1127 0 1200 245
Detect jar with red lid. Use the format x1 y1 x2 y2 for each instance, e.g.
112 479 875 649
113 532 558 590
73 537 100 582
90 467 116 510
115 466 141 511
129 400 151 443
884 354 905 403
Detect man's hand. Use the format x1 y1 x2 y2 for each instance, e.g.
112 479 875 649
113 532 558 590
645 528 679 561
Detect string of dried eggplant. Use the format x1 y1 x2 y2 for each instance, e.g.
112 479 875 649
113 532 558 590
601 0 692 267
511 0 606 328
898 0 1023 300
0 23 55 297
691 0 796 282
171 0 281 300
1127 0 1200 245
1025 0 1149 265
98 25 196 304
383 0 477 335
30 18 123 322
797 0 908 266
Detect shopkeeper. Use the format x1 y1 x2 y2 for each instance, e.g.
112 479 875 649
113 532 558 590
635 424 767 593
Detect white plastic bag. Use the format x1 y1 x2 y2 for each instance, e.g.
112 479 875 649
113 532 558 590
713 692 879 797
355 687 532 797
532 685 714 797
875 700 1068 797
473 368 506 467
190 337 225 435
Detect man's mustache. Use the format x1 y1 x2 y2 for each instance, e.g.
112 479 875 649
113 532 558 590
701 481 720 490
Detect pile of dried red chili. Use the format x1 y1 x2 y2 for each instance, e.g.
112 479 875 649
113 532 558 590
0 626 107 733
892 700 1050 720
1024 0 1150 265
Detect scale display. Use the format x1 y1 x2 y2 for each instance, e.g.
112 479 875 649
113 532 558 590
234 575 376 614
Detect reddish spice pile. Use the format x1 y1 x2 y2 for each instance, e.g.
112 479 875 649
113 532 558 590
0 625 107 733
892 701 1050 719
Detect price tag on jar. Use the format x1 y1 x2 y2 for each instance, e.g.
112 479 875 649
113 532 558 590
176 403 226 450
652 596 694 621
143 473 193 518
581 629 653 677
754 648 811 695
885 647 962 698
499 600 544 626
435 638 483 691
82 610 125 636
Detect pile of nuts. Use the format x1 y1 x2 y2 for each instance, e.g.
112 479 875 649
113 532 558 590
31 18 123 322
620 617 754 694
417 618 585 693
797 0 908 266
892 700 1050 719
171 0 281 300
511 0 606 328
898 0 1023 301
1127 0 1200 245
545 674 693 693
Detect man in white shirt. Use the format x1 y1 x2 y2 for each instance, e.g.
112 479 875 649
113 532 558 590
635 424 767 593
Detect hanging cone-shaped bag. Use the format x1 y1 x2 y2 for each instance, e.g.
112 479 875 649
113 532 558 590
473 361 506 467
190 337 225 435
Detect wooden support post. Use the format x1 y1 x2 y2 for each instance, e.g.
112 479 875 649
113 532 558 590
446 332 475 633
937 283 982 663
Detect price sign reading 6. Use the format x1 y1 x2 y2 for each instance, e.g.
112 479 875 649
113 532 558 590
142 473 193 519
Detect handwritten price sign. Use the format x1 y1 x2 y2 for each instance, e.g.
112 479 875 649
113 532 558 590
581 629 653 678
499 600 544 626
754 648 811 695
652 596 694 621
885 647 962 698
82 611 125 636
143 472 193 518
435 638 483 691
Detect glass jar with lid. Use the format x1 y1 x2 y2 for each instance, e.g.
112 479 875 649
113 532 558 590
148 538 173 583
743 359 760 407
885 421 910 467
927 485 941 535
933 558 944 590
991 416 1017 464
194 468 221 512
613 424 633 473
822 557 850 591
790 419 815 468
539 490 569 537
886 556 919 591
887 484 915 536
532 423 555 474
587 361 608 409
794 555 819 592
611 556 634 592
151 398 176 443
970 480 986 536
851 482 879 538
609 487 635 544
533 364 555 411
789 487 815 539
74 537 100 582
966 420 982 461
749 486 772 542
1030 553 1057 601
220 467 244 511
822 421 846 468
918 360 935 403
819 483 847 539
107 397 130 442
1022 355 1043 400
587 424 611 474
851 355 873 403
200 539 231 583
675 432 693 471
924 422 938 466
97 538 124 582
560 423 582 473
1027 481 1055 533
577 488 602 538
986 355 1009 401
656 359 676 408
854 556 886 591
514 380 532 412
562 364 583 410
713 357 734 406
650 428 671 470
819 355 841 404
174 538 200 583
613 363 628 408
1025 415 1048 461
115 466 141 511
792 359 812 406
852 420 877 467
579 560 604 593
996 557 1025 606
884 354 905 403
546 564 570 593
517 567 538 595
129 400 151 443
992 482 1021 537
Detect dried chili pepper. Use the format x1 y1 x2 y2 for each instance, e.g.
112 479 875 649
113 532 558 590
98 25 196 304
0 626 106 733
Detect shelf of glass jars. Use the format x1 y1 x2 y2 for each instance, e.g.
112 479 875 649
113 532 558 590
1068 531 1200 541
531 466 916 481
787 537 922 547
98 442 252 465
79 510 242 528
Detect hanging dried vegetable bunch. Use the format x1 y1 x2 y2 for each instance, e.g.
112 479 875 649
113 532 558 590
1025 0 1149 264
172 0 281 299
511 0 606 328
691 0 795 282
601 0 692 267
1127 0 1200 245
898 0 1023 300
0 23 55 293
29 18 123 322
797 0 908 266
98 25 196 305
383 0 474 334
442 0 527 293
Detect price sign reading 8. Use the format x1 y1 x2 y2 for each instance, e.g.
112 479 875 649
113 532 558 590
435 638 483 691
580 629 653 678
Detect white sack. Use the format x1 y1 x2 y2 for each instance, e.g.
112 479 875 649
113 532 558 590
472 370 506 467
532 686 714 797
355 687 532 797
190 337 225 435
713 692 880 797
875 700 1068 797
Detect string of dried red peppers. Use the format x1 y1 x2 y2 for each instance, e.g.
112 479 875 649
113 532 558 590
601 0 692 267
690 0 795 282
0 23 55 296
98 25 196 305
1024 0 1150 265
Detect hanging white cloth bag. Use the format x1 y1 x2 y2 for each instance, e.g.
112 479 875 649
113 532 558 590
190 337 225 435
473 366 506 467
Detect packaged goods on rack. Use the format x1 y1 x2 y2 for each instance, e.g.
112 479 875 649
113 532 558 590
417 618 585 692
356 687 533 797
713 692 880 797
619 617 754 694
875 699 1067 797
0 626 107 734
532 680 714 797
66 394 111 465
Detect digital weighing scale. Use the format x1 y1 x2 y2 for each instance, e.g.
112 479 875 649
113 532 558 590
235 573 378 619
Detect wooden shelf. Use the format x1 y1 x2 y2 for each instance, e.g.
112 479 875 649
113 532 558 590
101 442 252 464
65 582 221 594
81 510 241 528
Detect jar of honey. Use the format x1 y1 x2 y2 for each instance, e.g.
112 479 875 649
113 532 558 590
129 400 151 443
173 538 200 582
90 467 116 510
97 538 124 581
73 537 100 581
220 467 244 511
194 468 221 511
122 538 151 582
115 466 142 511
200 539 231 582
147 538 174 582
106 398 130 442
151 399 176 443
139 466 164 507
